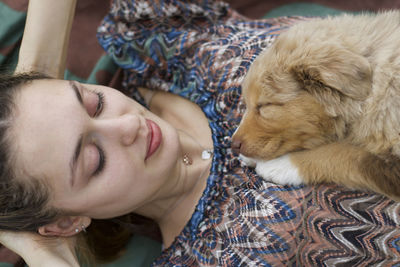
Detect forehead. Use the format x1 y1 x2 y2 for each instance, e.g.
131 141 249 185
12 79 78 185
243 66 300 107
242 69 262 104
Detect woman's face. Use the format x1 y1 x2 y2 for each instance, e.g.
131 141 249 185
12 79 180 219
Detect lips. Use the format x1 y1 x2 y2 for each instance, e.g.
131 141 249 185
145 119 162 160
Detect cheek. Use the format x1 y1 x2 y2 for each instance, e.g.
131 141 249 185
103 149 162 196
234 111 278 151
235 108 298 157
106 154 139 183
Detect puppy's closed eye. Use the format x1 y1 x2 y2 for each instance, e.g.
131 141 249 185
257 103 284 119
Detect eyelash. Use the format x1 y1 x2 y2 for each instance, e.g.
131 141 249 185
92 90 105 117
93 143 106 176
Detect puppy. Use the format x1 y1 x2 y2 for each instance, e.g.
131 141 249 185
232 11 400 200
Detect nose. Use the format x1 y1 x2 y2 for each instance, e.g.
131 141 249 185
97 113 141 146
231 136 242 154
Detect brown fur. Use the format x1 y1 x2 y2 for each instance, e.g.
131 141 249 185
232 11 400 200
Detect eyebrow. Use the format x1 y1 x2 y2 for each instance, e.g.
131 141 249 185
69 81 84 186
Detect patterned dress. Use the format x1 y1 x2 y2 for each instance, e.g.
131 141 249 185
97 1 400 265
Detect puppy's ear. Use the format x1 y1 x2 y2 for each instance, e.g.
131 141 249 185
291 46 372 101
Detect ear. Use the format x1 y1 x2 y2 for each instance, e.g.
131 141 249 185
38 216 91 237
291 46 372 101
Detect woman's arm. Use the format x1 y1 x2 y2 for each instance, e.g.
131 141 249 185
0 231 79 267
15 0 77 78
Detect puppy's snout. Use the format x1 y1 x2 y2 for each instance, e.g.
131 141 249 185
231 137 242 154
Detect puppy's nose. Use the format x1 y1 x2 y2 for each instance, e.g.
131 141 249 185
231 138 242 154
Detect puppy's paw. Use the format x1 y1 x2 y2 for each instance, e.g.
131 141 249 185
239 154 257 168
255 155 304 186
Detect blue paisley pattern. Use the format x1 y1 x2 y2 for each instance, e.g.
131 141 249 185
97 1 400 266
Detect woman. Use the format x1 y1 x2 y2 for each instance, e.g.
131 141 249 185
3 69 213 265
2 0 215 264
2 0 400 266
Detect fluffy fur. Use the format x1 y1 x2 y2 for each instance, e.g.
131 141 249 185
232 11 400 200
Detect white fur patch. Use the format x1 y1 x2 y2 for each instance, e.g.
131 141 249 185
254 155 304 186
239 154 257 167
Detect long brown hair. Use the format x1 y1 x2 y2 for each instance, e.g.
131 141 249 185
0 72 60 232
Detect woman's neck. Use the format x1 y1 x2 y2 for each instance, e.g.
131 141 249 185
157 129 212 247
142 89 213 247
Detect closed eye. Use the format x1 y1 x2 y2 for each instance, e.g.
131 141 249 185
92 143 106 176
257 102 284 119
90 90 105 117
256 102 283 110
70 81 106 117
